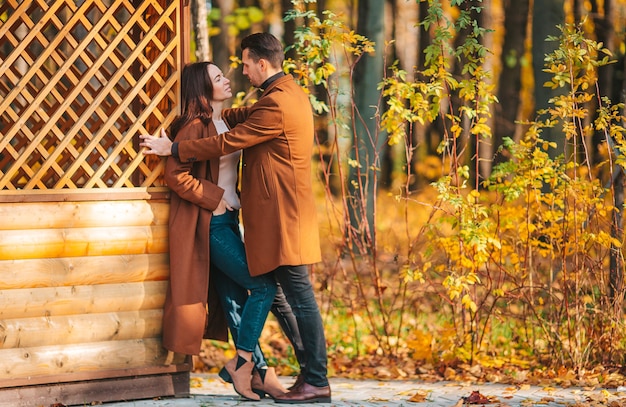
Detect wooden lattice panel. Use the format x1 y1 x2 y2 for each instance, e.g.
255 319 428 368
0 0 180 192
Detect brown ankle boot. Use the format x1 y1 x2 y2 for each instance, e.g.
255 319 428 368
224 355 260 401
252 367 287 399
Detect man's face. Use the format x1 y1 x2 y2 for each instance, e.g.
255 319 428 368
242 48 264 88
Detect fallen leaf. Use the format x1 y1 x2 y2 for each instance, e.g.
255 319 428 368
587 391 609 402
463 390 495 404
190 377 203 388
444 367 457 380
369 396 391 402
408 389 429 402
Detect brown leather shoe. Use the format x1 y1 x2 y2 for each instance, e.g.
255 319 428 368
287 374 304 391
274 382 331 404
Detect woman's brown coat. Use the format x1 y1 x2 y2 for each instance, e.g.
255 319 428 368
162 119 228 355
176 74 322 276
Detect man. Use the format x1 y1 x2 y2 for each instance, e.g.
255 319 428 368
140 32 330 404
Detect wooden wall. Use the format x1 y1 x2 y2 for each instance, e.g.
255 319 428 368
0 194 190 406
0 0 192 402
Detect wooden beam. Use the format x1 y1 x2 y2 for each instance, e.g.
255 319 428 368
0 281 167 319
0 225 168 260
0 338 171 379
0 309 163 349
0 188 170 203
0 254 169 289
0 357 191 388
0 365 190 407
0 200 170 230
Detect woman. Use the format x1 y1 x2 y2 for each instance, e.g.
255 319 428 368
162 62 300 400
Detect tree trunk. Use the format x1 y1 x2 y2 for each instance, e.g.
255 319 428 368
493 0 530 166
591 0 615 167
411 0 435 190
532 0 565 161
610 170 624 302
192 0 210 61
609 23 625 303
379 0 394 189
348 0 386 254
282 0 296 60
312 0 339 195
211 0 236 77
476 0 496 182
572 0 585 23
383 0 420 190
451 0 483 188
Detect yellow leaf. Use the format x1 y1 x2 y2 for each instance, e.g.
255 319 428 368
462 294 477 312
408 389 430 402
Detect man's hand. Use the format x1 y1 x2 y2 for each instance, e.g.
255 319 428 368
139 128 173 156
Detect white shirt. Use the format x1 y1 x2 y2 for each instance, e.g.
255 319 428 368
213 119 242 210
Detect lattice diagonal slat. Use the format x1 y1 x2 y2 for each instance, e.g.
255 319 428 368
0 0 180 191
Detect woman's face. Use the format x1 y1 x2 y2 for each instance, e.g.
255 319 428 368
208 64 232 102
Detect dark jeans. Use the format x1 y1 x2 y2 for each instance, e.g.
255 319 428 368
274 265 329 387
210 210 276 353
271 286 306 369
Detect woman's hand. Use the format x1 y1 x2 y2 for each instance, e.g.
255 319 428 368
213 199 234 216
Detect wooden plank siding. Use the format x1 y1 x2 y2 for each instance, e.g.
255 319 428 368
0 199 191 405
0 0 192 404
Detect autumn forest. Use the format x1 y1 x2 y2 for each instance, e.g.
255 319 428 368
188 0 626 385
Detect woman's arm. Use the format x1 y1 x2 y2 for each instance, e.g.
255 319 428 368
164 121 224 211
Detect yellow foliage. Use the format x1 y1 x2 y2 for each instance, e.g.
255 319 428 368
406 331 434 362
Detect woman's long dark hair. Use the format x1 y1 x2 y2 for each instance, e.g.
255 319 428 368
169 62 216 140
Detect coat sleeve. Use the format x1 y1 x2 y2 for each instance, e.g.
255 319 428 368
164 122 224 211
178 97 284 163
222 106 251 128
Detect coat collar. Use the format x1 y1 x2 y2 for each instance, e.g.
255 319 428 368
259 73 293 97
259 71 285 91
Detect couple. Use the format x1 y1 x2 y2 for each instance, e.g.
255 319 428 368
140 33 330 404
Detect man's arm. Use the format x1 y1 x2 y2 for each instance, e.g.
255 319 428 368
177 99 283 162
222 106 251 128
139 128 176 157
139 99 281 161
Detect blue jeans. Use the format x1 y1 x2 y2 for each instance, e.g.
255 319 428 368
274 265 329 387
212 269 269 368
214 272 306 370
210 210 276 353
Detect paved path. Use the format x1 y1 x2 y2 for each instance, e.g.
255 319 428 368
99 373 622 407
